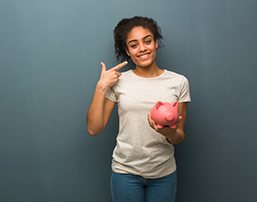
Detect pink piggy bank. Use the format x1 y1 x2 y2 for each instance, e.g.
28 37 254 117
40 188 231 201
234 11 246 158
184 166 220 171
150 101 179 129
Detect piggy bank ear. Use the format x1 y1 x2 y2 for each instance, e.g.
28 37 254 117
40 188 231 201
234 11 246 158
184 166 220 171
156 101 163 109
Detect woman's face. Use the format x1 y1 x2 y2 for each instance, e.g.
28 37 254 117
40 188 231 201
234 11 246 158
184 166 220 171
126 26 158 68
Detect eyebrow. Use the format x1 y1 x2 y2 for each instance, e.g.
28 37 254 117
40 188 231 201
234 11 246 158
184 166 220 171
127 35 153 44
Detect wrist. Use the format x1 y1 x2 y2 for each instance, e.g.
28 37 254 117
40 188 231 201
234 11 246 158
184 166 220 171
166 129 185 145
96 81 109 93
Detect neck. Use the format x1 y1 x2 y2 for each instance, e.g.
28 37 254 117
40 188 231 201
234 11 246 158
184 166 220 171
133 63 163 78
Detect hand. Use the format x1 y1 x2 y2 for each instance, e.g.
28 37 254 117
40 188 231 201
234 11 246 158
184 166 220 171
147 113 183 138
98 61 128 89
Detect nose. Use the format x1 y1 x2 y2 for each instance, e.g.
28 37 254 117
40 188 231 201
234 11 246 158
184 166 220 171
139 43 147 52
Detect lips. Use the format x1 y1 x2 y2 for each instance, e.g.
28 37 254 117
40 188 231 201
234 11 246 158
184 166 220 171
138 53 150 60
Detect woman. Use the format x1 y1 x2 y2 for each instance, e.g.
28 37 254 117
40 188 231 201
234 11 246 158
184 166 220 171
87 16 191 202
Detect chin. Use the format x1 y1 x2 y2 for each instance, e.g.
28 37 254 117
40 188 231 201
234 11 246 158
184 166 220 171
135 60 154 68
133 54 157 68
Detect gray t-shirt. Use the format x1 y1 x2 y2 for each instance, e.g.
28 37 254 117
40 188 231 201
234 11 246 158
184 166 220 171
106 69 191 179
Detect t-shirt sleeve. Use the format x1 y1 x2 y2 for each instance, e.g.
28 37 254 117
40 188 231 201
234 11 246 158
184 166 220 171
105 87 118 102
178 76 191 103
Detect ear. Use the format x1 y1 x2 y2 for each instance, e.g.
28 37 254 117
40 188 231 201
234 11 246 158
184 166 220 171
155 40 159 49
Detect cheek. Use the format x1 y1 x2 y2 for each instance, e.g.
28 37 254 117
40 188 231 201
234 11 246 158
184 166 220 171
125 47 130 56
129 55 138 64
127 49 136 58
150 43 158 51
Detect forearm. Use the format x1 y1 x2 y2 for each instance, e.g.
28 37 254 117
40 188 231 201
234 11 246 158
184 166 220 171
87 82 108 135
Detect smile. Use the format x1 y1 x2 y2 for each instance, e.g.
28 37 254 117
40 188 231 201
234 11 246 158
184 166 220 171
138 53 151 59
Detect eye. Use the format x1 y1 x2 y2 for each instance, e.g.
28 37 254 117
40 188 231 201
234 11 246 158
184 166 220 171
145 39 152 44
130 44 137 49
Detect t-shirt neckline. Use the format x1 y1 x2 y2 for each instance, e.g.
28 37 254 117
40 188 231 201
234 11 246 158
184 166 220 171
130 69 166 79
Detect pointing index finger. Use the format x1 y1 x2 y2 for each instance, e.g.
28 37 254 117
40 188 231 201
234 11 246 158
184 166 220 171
112 61 128 71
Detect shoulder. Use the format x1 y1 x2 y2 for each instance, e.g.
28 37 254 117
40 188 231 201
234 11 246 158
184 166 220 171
163 69 189 82
112 69 132 91
118 69 134 81
120 69 132 77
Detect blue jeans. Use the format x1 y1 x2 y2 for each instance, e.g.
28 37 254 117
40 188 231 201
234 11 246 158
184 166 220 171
110 171 177 202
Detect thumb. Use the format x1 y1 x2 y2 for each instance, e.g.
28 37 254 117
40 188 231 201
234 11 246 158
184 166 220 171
176 115 183 125
100 62 106 78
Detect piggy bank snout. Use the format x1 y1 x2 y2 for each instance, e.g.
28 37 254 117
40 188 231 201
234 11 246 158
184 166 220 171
165 113 174 121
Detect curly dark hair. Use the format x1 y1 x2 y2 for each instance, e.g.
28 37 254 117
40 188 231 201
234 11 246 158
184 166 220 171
113 16 163 61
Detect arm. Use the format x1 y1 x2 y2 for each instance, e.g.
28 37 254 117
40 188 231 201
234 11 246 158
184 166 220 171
86 61 127 136
148 102 188 144
86 84 116 136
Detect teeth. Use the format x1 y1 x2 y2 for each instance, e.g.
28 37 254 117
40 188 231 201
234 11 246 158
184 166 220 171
139 54 149 59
